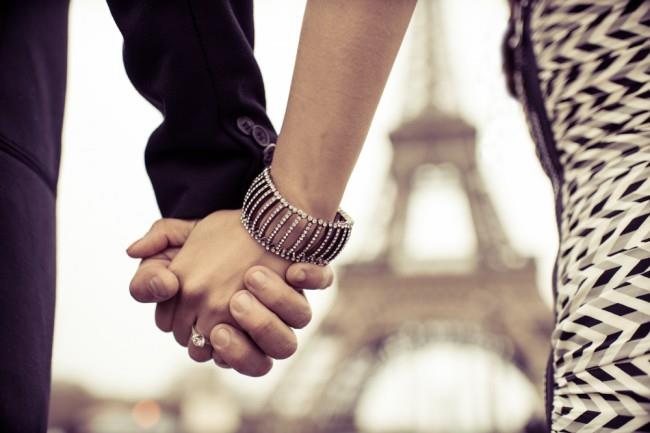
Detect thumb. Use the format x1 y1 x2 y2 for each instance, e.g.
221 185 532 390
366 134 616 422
126 218 198 258
129 255 181 303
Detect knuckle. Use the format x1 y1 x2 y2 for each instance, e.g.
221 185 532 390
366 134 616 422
167 261 182 277
180 280 207 303
170 220 190 241
268 291 289 311
250 316 275 336
168 263 190 288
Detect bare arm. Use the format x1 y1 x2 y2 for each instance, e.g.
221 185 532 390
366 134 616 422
272 0 417 220
126 0 417 377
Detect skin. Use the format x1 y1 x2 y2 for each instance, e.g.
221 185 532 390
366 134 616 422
127 0 416 377
127 216 333 376
272 0 417 219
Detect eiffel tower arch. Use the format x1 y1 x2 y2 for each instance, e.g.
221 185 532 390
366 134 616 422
239 1 552 432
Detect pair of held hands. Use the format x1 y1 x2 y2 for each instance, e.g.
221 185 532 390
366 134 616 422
127 209 333 377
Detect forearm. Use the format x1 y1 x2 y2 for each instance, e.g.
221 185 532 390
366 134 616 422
271 0 417 220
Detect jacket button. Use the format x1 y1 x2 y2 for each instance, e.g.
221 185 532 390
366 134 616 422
252 125 271 147
236 116 255 135
263 143 276 166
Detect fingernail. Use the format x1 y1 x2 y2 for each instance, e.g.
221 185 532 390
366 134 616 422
212 328 230 350
251 270 266 288
294 269 307 282
149 277 167 299
126 237 143 252
232 291 253 314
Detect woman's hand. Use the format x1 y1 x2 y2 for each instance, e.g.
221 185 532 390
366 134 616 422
127 212 334 376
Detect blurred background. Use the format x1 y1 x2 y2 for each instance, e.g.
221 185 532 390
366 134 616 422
50 0 558 432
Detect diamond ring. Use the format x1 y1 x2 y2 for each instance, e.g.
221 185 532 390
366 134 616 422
191 326 208 348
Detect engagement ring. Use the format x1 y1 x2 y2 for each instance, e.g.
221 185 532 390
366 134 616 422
191 326 207 348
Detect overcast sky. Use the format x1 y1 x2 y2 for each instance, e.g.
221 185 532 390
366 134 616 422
53 0 556 429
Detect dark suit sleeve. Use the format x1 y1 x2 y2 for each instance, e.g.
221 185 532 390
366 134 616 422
106 0 277 218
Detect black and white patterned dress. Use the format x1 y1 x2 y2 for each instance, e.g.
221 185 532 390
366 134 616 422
508 0 650 431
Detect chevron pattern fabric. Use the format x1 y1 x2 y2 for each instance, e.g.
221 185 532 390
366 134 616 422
529 0 650 431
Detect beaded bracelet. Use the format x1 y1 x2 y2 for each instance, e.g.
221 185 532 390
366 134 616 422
240 167 353 265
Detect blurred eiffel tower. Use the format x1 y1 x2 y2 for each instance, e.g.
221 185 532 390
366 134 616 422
239 1 551 432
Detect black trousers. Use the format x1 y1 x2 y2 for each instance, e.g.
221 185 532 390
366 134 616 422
0 1 275 430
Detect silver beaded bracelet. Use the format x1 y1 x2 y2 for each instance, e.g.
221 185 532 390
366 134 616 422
240 167 353 265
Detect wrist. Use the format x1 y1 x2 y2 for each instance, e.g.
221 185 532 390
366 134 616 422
240 167 353 265
269 163 340 221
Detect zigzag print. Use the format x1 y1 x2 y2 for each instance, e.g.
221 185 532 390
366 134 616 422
529 0 650 431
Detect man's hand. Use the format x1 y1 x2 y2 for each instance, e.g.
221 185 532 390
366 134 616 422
127 215 334 376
